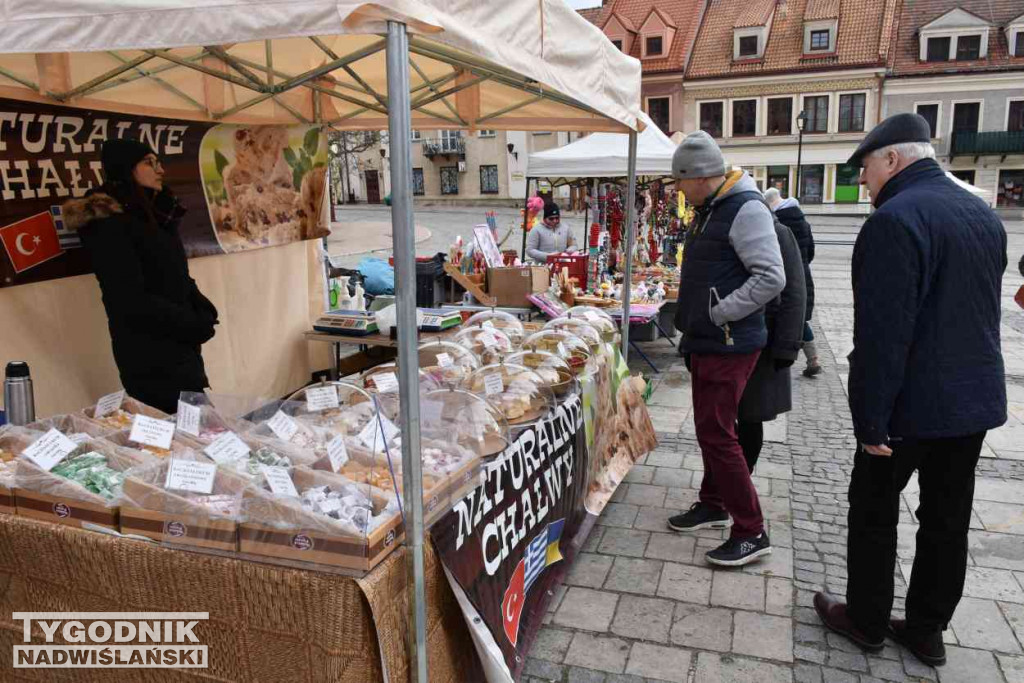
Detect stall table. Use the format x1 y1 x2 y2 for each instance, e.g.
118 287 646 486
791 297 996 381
608 302 675 372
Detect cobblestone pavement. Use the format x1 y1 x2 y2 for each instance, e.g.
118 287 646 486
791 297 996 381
523 225 1024 683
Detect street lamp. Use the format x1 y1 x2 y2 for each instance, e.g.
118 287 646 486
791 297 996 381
795 110 807 202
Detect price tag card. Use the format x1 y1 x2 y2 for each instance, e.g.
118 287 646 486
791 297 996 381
203 431 251 465
129 415 175 451
326 435 349 472
267 411 299 442
479 332 497 348
436 352 454 368
261 465 299 497
94 390 125 418
483 373 505 396
306 386 339 412
374 372 399 394
482 320 496 329
164 458 217 495
22 429 78 472
176 401 201 437
359 414 401 450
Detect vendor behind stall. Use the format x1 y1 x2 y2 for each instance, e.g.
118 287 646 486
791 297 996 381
63 139 219 414
526 202 576 264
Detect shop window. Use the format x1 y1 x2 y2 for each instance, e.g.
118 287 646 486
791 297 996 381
732 100 757 137
738 35 758 57
412 168 425 196
648 97 671 134
956 35 982 61
699 102 724 138
838 94 866 132
952 102 981 133
767 98 793 135
916 104 939 138
951 170 976 185
799 165 825 204
835 164 860 203
480 165 499 194
645 36 663 56
998 170 1024 208
1009 101 1024 133
768 166 790 197
810 30 830 51
926 37 950 62
440 166 459 195
804 96 829 133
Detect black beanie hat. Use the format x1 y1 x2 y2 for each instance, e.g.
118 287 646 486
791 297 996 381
543 202 560 220
101 139 156 184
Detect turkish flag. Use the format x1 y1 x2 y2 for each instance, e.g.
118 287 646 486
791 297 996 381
0 212 64 274
502 559 526 647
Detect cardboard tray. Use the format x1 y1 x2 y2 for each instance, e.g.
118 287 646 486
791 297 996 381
80 397 169 431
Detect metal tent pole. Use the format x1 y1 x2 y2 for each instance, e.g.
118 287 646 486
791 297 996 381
520 177 532 262
621 130 638 361
385 21 428 683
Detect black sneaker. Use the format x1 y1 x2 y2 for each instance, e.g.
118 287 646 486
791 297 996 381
802 363 822 378
705 532 772 567
667 502 731 532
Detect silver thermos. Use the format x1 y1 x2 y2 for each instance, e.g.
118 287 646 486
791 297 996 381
3 361 35 426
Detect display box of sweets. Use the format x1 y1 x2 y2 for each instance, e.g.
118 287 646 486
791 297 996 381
0 426 37 514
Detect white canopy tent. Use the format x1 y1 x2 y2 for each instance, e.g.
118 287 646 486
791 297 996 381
946 171 994 203
0 3 643 680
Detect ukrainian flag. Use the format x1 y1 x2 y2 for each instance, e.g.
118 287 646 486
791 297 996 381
545 518 565 566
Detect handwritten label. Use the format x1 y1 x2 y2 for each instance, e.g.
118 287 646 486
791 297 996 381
374 372 399 394
176 401 201 437
359 414 401 450
22 429 78 471
129 415 175 451
479 331 498 348
203 431 251 465
262 465 299 497
93 390 125 418
306 386 340 411
327 435 349 472
436 353 453 368
267 411 299 442
164 458 217 494
483 373 505 396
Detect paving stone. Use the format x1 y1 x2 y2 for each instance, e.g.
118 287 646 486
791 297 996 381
633 506 677 532
524 658 565 681
653 468 693 488
820 669 857 683
962 566 1024 604
597 503 640 529
598 527 650 558
670 604 732 652
1000 602 1024 650
766 577 795 616
975 478 1024 505
646 451 684 468
583 526 605 553
624 464 656 484
761 495 793 522
664 486 699 510
565 668 607 683
604 557 663 596
553 587 619 632
796 623 827 644
795 662 823 683
693 651 793 683
624 642 692 683
568 553 615 589
975 501 1024 535
610 596 674 643
950 597 1022 654
606 674 646 683
796 644 828 664
732 611 794 662
998 654 1024 683
826 650 867 672
866 657 905 681
645 531 696 564
658 562 714 605
970 530 1024 571
624 483 667 508
710 571 765 611
531 627 574 662
939 645 1003 683
741 545 794 579
563 633 631 674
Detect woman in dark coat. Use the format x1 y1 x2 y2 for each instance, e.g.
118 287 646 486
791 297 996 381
737 218 807 472
766 189 820 377
63 139 219 414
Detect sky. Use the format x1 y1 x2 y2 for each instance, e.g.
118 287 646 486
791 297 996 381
564 0 602 8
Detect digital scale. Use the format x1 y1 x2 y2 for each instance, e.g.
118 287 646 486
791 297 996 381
313 310 380 336
418 308 463 332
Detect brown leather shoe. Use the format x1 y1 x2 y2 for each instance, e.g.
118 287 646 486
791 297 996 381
889 619 946 666
813 592 885 651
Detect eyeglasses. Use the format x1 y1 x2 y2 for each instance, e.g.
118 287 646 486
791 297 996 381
141 156 164 171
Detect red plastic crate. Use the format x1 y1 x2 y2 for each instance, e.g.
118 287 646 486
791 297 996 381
546 253 588 289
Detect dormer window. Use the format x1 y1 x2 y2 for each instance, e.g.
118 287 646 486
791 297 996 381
918 8 991 62
810 30 830 50
803 19 837 53
646 35 664 56
926 37 950 61
734 28 766 60
956 34 982 60
611 39 623 51
1016 32 1024 57
739 36 759 57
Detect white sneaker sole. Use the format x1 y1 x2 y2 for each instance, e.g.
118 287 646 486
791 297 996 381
705 546 772 567
666 518 732 533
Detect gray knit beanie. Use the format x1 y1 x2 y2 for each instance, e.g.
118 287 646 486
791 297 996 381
672 130 726 179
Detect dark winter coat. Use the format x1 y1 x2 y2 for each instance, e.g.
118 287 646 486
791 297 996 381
774 201 815 321
848 158 1006 445
63 185 218 414
738 223 807 422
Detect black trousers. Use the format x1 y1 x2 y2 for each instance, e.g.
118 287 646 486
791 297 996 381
737 420 763 474
845 433 985 638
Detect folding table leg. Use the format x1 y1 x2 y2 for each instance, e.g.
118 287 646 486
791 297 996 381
629 338 660 374
652 319 677 348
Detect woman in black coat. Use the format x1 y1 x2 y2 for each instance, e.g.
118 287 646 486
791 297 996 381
63 139 219 414
737 219 807 472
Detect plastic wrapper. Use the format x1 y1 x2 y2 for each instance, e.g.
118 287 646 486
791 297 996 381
565 306 620 344
463 363 555 426
453 325 516 365
0 426 39 510
81 396 169 431
544 316 603 351
466 310 526 346
244 399 350 460
506 350 577 398
26 414 114 443
103 428 203 460
418 340 481 388
522 329 595 377
175 392 239 444
357 365 441 422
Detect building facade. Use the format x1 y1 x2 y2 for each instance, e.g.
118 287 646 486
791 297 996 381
881 2 1024 218
680 0 897 214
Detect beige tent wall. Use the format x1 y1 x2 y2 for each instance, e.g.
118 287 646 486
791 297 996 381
1 240 328 417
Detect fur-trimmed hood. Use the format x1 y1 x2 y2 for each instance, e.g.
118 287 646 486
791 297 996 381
61 193 124 231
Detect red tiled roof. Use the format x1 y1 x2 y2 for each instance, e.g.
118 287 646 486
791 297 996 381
606 11 639 32
889 0 1024 76
804 0 840 21
686 0 894 79
733 0 777 28
583 0 707 73
578 6 605 25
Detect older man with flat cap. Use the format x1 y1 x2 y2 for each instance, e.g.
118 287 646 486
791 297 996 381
814 113 1007 667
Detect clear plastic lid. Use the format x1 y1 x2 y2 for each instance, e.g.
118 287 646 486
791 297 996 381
466 310 526 346
418 340 481 388
420 388 510 458
544 317 603 350
284 382 382 435
522 329 593 376
452 325 516 365
506 350 577 398
463 363 555 426
564 306 619 343
357 364 442 423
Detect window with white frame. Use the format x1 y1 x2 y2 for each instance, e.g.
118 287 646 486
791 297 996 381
699 101 724 138
645 35 664 56
803 95 829 133
838 93 866 132
478 130 496 137
926 36 951 61
1017 32 1024 57
411 130 422 141
767 97 793 135
803 20 837 53
479 165 499 194
1008 100 1024 133
738 35 759 57
915 103 941 138
647 97 671 133
1006 16 1024 57
918 8 992 62
955 34 982 60
734 28 765 60
952 101 981 134
732 100 757 137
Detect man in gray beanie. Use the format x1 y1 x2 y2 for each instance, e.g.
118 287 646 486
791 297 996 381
666 130 786 567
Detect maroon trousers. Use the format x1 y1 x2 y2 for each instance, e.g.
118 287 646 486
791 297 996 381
691 351 764 538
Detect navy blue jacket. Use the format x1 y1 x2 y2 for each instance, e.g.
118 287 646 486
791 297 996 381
848 158 1006 444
